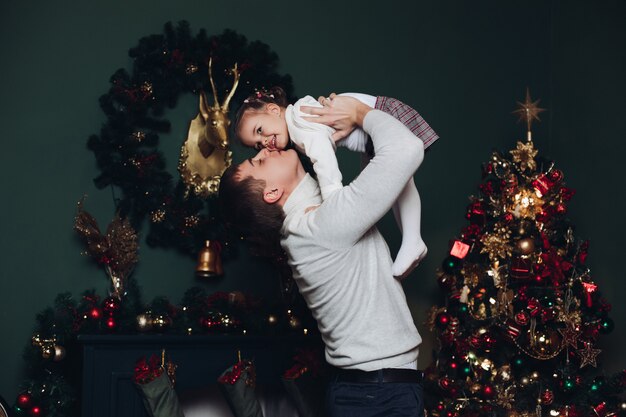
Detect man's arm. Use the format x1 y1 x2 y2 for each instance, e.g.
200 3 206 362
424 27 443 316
302 97 424 248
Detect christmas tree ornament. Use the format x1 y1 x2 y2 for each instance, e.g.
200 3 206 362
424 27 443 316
480 230 513 261
540 388 554 405
195 240 223 278
450 240 471 259
577 342 602 368
512 88 546 141
511 188 544 219
510 140 539 171
558 324 580 349
516 237 535 255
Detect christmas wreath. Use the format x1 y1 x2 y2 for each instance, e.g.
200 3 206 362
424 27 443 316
87 21 295 258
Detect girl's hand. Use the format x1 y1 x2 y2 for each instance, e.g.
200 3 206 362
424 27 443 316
301 93 372 141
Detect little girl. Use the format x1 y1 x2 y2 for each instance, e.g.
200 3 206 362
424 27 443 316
233 87 438 278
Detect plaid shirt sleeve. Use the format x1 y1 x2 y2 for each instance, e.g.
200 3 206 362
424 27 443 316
374 96 439 150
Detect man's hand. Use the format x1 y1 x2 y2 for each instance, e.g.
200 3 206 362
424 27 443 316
301 93 372 142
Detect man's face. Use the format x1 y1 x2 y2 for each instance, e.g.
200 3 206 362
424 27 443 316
236 148 305 205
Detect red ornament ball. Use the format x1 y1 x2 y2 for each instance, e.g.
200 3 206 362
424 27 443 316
17 393 32 407
540 388 554 405
102 297 121 314
515 311 530 326
438 377 453 391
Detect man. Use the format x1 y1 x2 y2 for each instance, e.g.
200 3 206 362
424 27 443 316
219 94 425 416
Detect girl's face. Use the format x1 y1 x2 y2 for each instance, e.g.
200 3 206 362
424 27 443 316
237 103 290 151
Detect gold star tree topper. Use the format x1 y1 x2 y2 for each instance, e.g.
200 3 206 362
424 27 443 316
512 88 546 141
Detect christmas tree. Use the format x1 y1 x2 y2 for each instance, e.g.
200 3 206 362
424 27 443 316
424 91 626 417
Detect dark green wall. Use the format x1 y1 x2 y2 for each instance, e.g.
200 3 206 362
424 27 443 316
1 0 623 401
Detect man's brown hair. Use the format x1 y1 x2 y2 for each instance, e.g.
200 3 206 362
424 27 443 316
218 164 285 258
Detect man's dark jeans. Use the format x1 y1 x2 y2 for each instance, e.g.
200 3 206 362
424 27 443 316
327 379 424 417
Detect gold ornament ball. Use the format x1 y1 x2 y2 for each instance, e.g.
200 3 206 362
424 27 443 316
517 238 535 255
53 345 66 362
136 313 153 332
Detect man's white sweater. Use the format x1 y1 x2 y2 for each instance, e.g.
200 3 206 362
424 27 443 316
280 110 424 371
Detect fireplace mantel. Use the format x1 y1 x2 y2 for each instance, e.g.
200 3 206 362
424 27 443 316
78 334 322 417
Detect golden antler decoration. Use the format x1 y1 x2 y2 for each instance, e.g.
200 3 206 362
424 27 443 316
178 58 240 198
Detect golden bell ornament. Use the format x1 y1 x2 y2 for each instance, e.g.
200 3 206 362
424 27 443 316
196 240 223 278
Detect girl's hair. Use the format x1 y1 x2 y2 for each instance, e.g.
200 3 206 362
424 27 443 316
232 86 290 141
